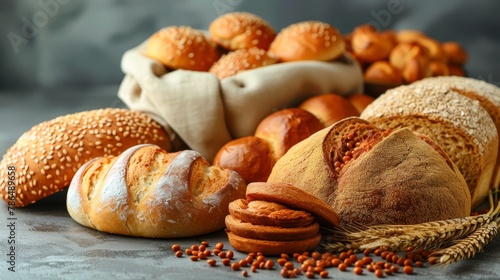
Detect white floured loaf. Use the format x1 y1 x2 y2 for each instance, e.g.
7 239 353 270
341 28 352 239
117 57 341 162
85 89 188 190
67 144 247 238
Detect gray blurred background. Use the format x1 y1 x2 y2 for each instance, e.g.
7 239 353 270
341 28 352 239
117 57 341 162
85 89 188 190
0 0 499 154
0 0 499 90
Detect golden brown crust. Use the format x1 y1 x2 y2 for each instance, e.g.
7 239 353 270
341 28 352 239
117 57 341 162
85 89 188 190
269 21 345 62
228 199 315 228
226 231 321 256
363 61 403 85
213 108 323 184
209 47 278 79
442 41 468 65
246 182 340 228
299 94 360 127
347 94 376 114
213 136 275 184
67 144 247 238
389 42 431 83
255 108 324 159
144 26 219 71
351 24 395 63
0 108 171 207
209 12 276 51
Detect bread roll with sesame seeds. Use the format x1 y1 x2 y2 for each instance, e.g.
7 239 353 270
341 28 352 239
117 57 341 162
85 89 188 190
269 21 345 62
267 117 471 227
209 47 278 79
360 83 498 208
144 26 220 71
66 144 246 238
412 76 500 189
0 108 171 207
209 12 276 51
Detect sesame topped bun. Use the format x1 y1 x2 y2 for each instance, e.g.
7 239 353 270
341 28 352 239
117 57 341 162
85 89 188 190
269 21 345 62
145 26 220 71
209 12 276 51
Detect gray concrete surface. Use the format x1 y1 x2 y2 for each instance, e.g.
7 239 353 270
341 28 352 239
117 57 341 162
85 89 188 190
0 88 499 280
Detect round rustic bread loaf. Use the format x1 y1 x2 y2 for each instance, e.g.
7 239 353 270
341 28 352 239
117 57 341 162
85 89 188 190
267 117 471 227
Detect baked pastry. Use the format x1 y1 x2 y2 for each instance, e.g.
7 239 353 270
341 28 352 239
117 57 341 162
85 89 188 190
209 12 276 51
213 108 324 184
209 47 279 79
226 182 339 255
360 83 498 208
144 26 219 71
298 93 360 127
269 21 345 62
67 144 246 238
442 41 468 66
412 76 500 189
389 42 431 83
267 117 471 227
363 61 403 85
351 24 395 63
0 108 171 207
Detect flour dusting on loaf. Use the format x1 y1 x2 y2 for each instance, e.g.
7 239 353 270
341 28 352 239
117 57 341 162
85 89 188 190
67 144 246 238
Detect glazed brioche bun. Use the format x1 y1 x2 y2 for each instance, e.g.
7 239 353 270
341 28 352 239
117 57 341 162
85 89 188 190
213 136 276 183
209 12 276 51
269 21 345 62
254 108 324 159
209 47 279 79
298 94 360 127
144 26 219 71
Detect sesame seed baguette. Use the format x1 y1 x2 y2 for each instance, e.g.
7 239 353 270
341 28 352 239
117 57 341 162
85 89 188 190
0 108 172 207
67 144 247 238
360 83 498 208
413 76 500 189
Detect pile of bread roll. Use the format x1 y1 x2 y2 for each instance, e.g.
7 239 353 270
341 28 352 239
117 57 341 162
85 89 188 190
345 24 468 96
213 93 374 184
144 12 348 79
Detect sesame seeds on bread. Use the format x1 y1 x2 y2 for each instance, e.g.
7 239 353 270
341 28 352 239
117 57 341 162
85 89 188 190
360 82 498 208
0 108 171 207
269 21 346 62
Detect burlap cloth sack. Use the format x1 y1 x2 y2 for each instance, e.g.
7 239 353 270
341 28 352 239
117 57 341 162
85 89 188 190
118 41 364 161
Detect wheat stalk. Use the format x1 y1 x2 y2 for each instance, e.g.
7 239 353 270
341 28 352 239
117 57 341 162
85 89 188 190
428 218 499 266
324 190 500 257
324 214 491 253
